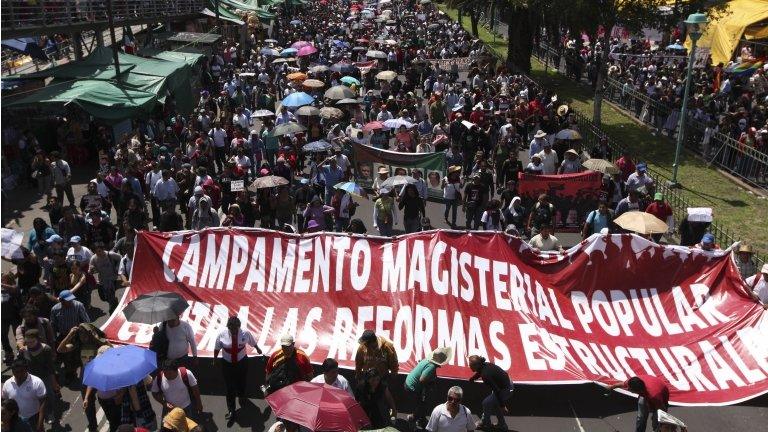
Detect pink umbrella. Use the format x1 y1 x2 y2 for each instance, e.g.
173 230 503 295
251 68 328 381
265 382 370 432
297 45 319 57
292 40 312 49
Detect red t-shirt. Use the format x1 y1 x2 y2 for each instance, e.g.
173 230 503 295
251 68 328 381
628 375 669 409
645 202 672 222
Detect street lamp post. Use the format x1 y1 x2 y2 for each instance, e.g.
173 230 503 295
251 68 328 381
668 12 708 188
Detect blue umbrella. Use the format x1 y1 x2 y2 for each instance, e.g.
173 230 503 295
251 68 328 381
330 62 357 74
290 19 302 26
666 43 685 50
332 40 351 49
282 92 315 108
340 76 361 86
280 47 298 57
303 139 333 152
83 345 157 391
260 47 280 56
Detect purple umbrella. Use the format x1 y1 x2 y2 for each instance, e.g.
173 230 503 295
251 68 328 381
297 45 318 57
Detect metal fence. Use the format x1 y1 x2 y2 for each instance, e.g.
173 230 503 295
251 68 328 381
532 41 768 191
1 0 205 32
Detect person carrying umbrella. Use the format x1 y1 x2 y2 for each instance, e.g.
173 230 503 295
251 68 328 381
213 316 263 421
404 347 453 429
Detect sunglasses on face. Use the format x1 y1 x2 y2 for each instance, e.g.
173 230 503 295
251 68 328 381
447 396 461 402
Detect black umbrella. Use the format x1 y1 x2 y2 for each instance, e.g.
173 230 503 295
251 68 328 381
123 291 189 324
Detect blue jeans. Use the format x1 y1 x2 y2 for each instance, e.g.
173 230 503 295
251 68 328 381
635 396 663 432
481 386 513 429
444 199 458 225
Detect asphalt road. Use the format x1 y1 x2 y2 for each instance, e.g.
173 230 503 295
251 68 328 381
3 153 768 432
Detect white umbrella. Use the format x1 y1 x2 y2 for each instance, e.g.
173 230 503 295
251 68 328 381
375 70 398 80
380 175 416 189
366 50 387 59
555 129 582 140
383 118 415 129
251 109 275 118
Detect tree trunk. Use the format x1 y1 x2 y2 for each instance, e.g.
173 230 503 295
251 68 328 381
592 30 611 126
505 5 533 73
470 10 479 36
458 8 463 25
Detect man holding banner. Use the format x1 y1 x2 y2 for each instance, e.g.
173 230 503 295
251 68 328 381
608 375 670 432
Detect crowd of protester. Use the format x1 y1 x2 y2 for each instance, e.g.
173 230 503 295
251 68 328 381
539 35 768 181
2 1 766 432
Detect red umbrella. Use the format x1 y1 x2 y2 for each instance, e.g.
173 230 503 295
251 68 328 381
356 38 369 44
265 382 370 432
363 121 385 132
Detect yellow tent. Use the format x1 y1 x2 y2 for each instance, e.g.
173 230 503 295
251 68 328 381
685 0 768 65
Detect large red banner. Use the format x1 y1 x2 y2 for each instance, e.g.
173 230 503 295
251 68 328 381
103 228 768 406
517 171 604 231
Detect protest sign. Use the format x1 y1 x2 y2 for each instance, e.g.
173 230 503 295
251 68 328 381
517 171 604 231
353 143 445 197
1 228 24 260
103 228 768 406
230 180 245 192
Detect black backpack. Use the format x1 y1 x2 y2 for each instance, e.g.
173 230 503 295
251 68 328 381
149 323 169 363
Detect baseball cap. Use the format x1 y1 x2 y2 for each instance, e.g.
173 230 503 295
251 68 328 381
69 235 82 244
636 162 647 172
280 334 295 346
358 329 376 344
59 290 76 301
654 192 663 201
46 234 64 243
701 233 715 244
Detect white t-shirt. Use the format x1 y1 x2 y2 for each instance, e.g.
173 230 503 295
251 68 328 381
2 374 47 418
165 321 198 360
529 234 562 251
745 273 768 303
214 328 258 362
67 246 93 265
151 369 198 409
426 403 474 432
535 149 559 174
443 179 461 200
310 374 354 395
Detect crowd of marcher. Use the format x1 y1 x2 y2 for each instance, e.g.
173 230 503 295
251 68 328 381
1 1 766 432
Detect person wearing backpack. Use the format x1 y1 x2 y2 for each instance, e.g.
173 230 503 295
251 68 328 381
151 360 203 419
581 200 614 239
527 193 555 237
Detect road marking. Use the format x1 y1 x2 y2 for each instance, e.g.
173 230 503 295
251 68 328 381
569 401 586 432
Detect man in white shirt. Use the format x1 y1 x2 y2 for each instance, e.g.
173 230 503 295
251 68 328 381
535 142 559 174
745 264 768 309
2 359 47 430
163 317 198 365
209 123 228 172
528 224 564 253
310 358 353 395
153 170 180 208
151 360 203 417
66 236 93 267
333 147 351 173
426 386 474 432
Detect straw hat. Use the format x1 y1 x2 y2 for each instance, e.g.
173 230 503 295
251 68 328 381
163 407 198 432
534 130 547 139
429 346 453 366
565 149 579 157
557 104 569 117
378 166 390 174
737 244 754 254
448 165 462 174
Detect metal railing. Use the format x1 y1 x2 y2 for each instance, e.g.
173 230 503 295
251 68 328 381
532 41 768 191
1 0 205 32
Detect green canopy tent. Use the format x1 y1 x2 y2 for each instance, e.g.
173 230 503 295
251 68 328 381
15 46 195 114
6 80 158 122
152 51 206 69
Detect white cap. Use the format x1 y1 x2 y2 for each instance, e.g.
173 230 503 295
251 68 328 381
280 334 295 346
